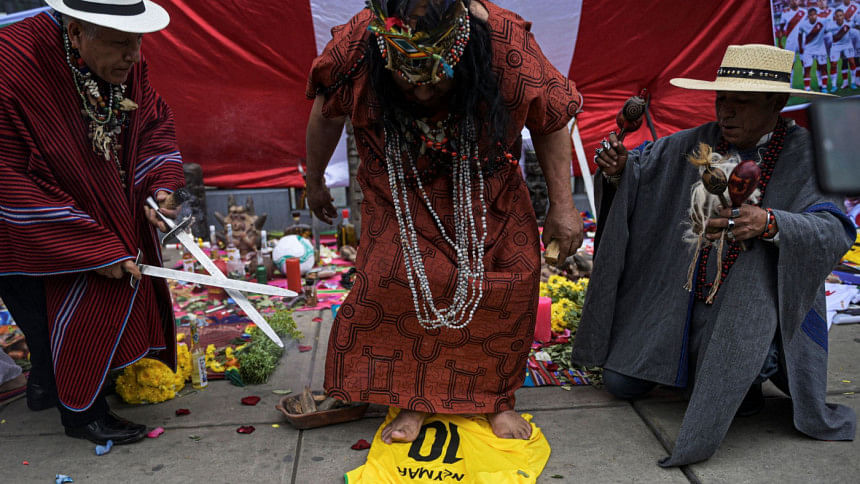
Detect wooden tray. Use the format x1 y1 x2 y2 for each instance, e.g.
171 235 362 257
275 392 369 430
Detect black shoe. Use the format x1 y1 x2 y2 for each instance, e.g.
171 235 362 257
26 380 58 412
65 417 147 445
736 383 765 418
105 411 146 432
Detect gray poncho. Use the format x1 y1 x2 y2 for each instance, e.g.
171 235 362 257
572 121 856 466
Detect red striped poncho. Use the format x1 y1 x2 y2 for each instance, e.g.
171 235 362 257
0 13 184 411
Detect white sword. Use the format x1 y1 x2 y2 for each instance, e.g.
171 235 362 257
134 258 296 298
144 197 289 347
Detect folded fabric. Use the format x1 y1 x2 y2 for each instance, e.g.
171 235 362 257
0 372 26 403
0 384 26 403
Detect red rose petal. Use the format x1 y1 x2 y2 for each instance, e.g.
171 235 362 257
350 439 371 450
175 408 191 416
298 345 313 352
237 425 256 434
241 396 261 406
545 363 559 372
312 317 322 322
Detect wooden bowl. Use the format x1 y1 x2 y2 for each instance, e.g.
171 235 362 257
275 392 369 430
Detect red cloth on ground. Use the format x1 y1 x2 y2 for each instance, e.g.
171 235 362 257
0 13 183 411
308 2 579 413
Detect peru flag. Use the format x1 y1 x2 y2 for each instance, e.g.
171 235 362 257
139 1 773 188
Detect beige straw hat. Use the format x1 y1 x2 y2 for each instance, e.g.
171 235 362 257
670 44 834 98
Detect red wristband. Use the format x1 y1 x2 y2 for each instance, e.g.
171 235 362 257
760 208 778 239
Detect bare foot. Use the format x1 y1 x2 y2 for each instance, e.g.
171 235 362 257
381 409 428 444
487 410 532 440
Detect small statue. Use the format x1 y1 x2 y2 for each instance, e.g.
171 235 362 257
214 195 267 256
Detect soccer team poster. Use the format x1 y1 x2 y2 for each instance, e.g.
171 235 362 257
771 0 860 105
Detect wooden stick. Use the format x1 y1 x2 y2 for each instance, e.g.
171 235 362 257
544 239 561 266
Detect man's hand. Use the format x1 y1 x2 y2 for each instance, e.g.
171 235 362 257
542 201 584 266
144 190 177 232
95 259 141 280
595 131 628 177
306 177 337 225
531 126 584 266
304 95 346 225
705 205 768 242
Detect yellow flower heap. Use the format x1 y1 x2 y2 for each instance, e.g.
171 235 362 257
115 339 193 405
540 275 589 333
205 344 226 373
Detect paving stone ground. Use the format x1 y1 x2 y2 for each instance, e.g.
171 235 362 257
2 310 858 483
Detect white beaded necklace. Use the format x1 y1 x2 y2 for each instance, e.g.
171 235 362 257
384 115 487 329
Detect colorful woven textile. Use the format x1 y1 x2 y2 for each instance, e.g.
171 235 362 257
522 356 592 387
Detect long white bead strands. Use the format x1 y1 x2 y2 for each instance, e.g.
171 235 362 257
384 116 487 330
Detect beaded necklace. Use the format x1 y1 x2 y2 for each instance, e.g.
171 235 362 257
395 112 516 188
694 117 787 303
384 114 488 329
60 20 136 188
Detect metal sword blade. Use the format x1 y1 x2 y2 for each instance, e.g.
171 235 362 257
146 198 286 347
173 230 286 348
138 264 297 298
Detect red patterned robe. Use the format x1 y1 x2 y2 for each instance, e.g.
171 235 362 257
0 13 184 411
307 2 580 413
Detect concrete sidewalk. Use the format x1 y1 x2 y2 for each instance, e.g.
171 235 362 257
1 310 858 483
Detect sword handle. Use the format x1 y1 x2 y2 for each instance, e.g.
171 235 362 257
129 249 142 289
146 196 176 229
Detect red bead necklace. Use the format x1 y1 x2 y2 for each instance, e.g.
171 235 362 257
694 117 787 303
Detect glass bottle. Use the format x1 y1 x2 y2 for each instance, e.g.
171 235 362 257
337 209 357 249
189 318 208 389
181 247 195 272
209 224 219 259
225 225 244 278
285 211 312 240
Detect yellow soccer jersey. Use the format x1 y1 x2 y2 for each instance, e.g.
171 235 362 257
345 409 551 483
843 231 860 266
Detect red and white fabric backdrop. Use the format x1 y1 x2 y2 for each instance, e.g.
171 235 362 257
144 1 317 188
144 1 775 188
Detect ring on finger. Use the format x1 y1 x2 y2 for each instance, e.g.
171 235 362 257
602 139 611 151
727 218 735 231
730 207 741 218
726 230 735 241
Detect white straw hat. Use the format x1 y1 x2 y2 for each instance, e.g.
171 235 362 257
670 44 834 98
45 0 169 34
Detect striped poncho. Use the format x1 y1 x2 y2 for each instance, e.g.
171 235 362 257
0 12 184 412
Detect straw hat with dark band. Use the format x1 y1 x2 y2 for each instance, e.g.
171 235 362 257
670 44 834 99
45 0 169 33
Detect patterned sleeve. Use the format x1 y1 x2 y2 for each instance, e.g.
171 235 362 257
133 57 184 197
490 8 581 136
305 9 374 120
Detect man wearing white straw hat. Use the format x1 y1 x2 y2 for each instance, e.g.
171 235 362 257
573 44 855 466
0 0 184 445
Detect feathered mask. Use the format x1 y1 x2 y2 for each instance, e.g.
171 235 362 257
366 0 470 85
